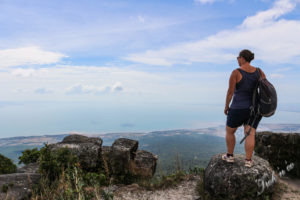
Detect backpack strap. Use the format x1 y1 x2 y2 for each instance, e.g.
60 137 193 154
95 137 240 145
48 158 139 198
246 68 261 125
241 68 262 144
257 67 264 80
236 68 243 74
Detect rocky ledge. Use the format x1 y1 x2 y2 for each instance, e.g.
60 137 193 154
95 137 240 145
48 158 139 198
204 153 276 200
255 132 300 178
0 134 158 200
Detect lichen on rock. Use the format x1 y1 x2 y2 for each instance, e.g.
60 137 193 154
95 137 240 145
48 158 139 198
204 153 276 200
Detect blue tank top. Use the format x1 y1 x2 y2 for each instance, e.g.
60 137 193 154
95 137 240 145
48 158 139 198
230 68 260 109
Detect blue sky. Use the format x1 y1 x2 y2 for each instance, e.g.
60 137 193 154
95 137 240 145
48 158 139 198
1 0 300 137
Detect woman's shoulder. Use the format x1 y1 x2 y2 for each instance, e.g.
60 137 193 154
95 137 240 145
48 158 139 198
231 68 241 76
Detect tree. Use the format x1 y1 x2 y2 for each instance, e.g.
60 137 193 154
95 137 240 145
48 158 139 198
0 154 17 174
18 148 40 165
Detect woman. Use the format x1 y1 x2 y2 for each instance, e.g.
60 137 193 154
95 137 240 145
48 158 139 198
222 49 266 168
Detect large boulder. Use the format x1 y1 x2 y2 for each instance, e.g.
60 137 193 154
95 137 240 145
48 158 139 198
110 138 138 175
255 132 300 178
0 173 41 200
62 134 102 146
104 140 158 180
49 134 103 171
204 154 276 200
129 150 158 178
47 135 158 184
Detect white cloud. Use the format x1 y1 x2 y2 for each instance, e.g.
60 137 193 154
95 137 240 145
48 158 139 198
0 46 67 68
65 82 123 95
66 84 108 94
194 0 235 4
241 0 296 28
11 68 49 77
34 88 54 94
125 0 300 66
111 82 124 92
0 61 230 105
194 0 219 4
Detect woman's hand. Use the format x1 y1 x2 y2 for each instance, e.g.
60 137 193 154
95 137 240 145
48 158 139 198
225 70 237 115
224 106 229 115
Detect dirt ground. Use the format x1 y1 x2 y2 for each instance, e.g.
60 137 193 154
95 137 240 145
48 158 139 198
103 175 299 200
110 174 201 200
272 176 300 200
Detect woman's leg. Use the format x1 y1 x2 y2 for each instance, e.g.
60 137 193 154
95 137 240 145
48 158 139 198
244 125 256 159
226 126 238 154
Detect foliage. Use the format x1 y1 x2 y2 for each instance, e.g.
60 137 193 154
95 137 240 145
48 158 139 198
1 183 14 193
1 133 241 175
196 173 207 199
18 147 40 165
0 145 43 165
101 187 114 200
1 184 8 193
0 153 17 174
32 144 112 199
188 166 205 176
83 172 107 186
136 158 205 191
139 133 244 174
38 144 79 183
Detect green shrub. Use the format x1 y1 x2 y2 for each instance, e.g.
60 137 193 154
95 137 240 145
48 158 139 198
0 153 17 174
101 188 114 200
83 172 107 186
188 166 205 176
1 184 8 193
18 147 40 165
32 143 111 199
137 169 187 190
39 144 79 183
1 183 14 193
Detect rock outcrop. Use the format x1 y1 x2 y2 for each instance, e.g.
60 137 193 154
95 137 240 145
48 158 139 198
255 132 299 178
129 150 158 178
49 134 158 181
204 154 276 200
0 160 40 200
0 134 158 200
49 134 103 171
16 163 39 173
110 138 139 175
0 173 41 200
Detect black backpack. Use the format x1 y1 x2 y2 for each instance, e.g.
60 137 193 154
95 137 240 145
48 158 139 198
253 68 277 117
240 68 277 144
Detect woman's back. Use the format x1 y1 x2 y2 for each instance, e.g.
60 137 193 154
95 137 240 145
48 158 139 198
230 67 260 109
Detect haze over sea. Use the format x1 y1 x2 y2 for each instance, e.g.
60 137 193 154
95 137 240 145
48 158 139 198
1 0 300 138
1 101 300 138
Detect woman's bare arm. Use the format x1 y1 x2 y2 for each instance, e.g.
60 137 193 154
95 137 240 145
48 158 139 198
224 70 238 115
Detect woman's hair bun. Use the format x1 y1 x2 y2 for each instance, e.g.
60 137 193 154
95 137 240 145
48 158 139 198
239 49 254 62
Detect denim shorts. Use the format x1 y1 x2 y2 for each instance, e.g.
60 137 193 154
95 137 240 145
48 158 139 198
226 108 262 129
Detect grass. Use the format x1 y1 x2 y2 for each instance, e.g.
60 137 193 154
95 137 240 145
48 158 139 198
135 152 205 191
30 149 205 199
3 143 209 200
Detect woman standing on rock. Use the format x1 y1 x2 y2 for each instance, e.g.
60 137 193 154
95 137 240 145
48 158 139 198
222 49 266 167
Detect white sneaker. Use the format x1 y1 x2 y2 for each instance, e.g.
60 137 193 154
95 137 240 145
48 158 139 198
222 153 234 163
245 159 254 168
